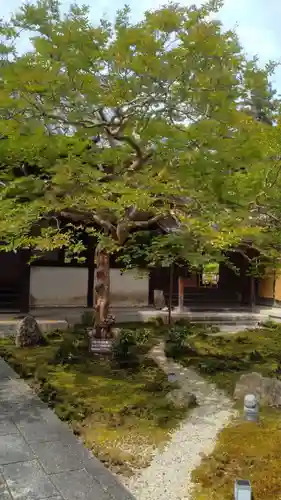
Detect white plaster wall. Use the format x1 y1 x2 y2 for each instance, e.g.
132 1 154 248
108 269 149 307
30 267 88 306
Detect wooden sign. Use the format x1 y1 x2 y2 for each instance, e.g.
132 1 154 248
91 339 113 353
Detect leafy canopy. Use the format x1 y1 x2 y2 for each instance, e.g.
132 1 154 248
0 0 278 267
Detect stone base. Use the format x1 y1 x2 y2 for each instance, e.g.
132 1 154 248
90 339 113 353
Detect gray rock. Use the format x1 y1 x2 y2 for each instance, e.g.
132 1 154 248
154 290 165 310
166 389 197 409
15 315 43 348
234 372 281 407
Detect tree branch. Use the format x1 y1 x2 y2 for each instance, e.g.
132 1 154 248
56 209 117 237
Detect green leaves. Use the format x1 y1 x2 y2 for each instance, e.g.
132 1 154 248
0 0 279 269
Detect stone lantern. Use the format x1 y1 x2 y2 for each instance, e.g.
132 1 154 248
168 372 177 384
244 394 259 422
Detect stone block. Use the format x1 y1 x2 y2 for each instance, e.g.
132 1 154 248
30 440 86 474
0 435 35 465
2 460 59 500
50 468 111 500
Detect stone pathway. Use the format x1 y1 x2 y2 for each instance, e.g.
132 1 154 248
0 358 135 500
125 342 236 500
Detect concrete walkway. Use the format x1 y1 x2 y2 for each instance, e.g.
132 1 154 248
0 358 135 500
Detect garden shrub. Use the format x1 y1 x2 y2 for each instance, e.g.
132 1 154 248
198 357 248 375
112 326 154 367
174 318 192 327
112 328 140 368
259 319 280 330
249 349 263 361
53 332 88 364
147 316 164 327
165 324 193 357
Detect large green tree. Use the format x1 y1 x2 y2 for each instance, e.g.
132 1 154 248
0 0 277 333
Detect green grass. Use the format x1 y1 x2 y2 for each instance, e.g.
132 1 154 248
0 326 186 476
165 320 281 500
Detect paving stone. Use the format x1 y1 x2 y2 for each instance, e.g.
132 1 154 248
0 378 34 404
16 414 75 443
0 416 20 436
0 435 35 465
2 399 60 425
31 440 86 474
50 469 111 500
38 497 63 500
85 460 135 500
2 460 59 500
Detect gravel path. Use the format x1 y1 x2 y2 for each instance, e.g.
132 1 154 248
125 342 236 500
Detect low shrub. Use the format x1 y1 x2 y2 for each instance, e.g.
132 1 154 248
112 328 141 368
198 357 248 375
165 324 193 357
259 319 280 330
147 316 164 328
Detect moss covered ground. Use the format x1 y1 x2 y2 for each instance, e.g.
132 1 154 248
0 325 186 476
168 320 281 395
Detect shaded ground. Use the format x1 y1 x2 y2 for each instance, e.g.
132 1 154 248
0 325 186 476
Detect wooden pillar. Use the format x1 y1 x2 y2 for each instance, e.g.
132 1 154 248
250 276 256 308
273 268 277 305
19 250 31 314
148 270 154 305
168 264 174 324
87 237 95 308
178 277 184 311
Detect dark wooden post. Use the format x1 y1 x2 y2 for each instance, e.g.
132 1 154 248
273 268 277 306
250 275 256 309
19 250 31 314
148 270 154 306
178 277 184 311
168 264 173 325
87 237 95 308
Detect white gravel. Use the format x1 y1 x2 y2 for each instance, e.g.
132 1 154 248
125 342 236 500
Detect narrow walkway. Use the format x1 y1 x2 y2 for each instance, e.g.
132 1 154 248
125 342 236 500
0 358 135 500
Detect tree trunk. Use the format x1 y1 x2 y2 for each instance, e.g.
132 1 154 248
94 244 111 339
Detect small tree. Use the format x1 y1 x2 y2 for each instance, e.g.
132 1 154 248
0 0 277 336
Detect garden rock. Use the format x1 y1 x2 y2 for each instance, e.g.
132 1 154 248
234 372 281 407
154 289 165 310
16 315 43 347
166 388 197 409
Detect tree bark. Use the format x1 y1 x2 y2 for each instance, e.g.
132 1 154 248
94 244 111 339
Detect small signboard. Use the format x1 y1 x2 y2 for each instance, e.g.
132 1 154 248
91 339 113 353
